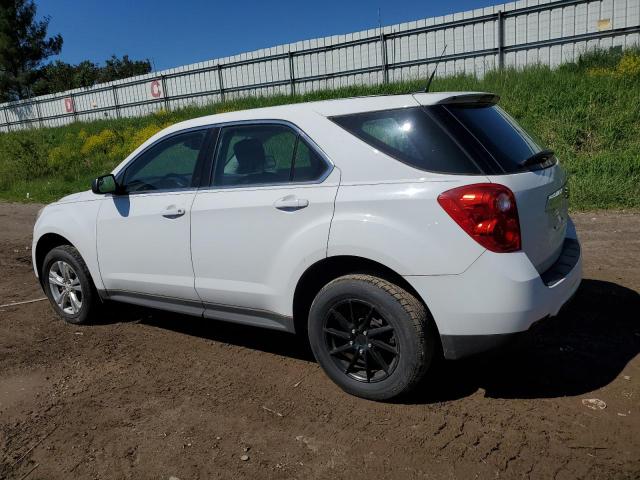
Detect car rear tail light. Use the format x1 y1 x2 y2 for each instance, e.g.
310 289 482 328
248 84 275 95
437 183 521 253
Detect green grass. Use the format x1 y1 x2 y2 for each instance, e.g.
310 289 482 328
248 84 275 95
1 46 639 210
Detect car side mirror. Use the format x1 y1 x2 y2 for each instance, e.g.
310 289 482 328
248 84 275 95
91 174 119 195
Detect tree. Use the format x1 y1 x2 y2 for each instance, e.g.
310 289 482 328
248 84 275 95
97 55 151 84
32 55 152 96
0 0 63 102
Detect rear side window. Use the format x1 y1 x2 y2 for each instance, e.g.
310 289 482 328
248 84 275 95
446 105 546 173
331 107 481 174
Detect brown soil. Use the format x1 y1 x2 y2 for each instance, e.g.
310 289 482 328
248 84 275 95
1 202 638 480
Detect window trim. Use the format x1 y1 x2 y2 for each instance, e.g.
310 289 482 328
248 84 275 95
114 125 215 195
204 119 334 191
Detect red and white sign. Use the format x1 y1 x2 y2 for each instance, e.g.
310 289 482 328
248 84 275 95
150 79 163 99
64 97 75 113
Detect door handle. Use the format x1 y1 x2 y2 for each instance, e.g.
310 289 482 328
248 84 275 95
274 196 309 211
162 206 186 218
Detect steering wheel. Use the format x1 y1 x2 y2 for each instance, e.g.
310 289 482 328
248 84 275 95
162 173 190 189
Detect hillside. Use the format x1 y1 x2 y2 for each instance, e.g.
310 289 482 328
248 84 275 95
1 47 639 210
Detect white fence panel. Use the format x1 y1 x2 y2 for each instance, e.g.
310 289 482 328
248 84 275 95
0 0 638 132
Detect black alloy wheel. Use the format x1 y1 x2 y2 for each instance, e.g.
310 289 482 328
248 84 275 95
323 299 399 383
308 274 435 401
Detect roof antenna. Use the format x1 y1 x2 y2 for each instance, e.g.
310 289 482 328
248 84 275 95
424 44 447 93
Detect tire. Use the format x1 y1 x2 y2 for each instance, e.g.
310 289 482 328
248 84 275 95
308 274 435 401
42 245 98 325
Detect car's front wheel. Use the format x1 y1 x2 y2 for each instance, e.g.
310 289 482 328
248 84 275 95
42 245 98 325
308 274 435 401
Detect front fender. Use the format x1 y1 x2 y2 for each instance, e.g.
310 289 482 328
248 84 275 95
32 199 104 290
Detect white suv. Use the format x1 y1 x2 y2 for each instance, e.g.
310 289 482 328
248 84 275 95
33 92 582 400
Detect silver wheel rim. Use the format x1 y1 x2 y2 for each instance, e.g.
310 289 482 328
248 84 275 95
48 261 83 315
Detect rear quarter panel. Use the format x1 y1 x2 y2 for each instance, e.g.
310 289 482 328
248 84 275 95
328 180 487 275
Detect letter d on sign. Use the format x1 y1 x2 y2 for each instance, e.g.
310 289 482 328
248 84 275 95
150 80 162 98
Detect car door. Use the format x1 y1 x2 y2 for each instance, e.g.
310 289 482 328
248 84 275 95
190 122 339 330
97 128 212 312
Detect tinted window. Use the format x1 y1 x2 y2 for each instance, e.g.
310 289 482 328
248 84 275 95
213 125 295 187
446 105 547 172
331 107 481 174
122 130 206 192
212 124 327 187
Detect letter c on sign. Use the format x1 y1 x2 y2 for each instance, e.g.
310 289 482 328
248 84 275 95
150 80 162 98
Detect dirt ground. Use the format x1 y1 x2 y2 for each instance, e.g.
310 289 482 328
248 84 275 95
0 202 638 480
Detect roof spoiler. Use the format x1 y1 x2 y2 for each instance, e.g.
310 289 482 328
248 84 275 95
434 93 500 107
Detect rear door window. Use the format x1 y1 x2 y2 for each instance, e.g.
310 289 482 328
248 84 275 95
331 107 482 175
216 125 295 186
211 124 329 187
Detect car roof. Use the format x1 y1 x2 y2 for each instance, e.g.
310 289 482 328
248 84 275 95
113 91 497 176
164 92 497 132
112 91 500 180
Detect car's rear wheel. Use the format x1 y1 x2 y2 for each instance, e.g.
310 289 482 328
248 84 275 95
42 245 98 325
308 274 435 401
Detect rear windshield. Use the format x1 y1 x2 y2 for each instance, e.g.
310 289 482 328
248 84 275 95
331 105 551 175
446 105 546 172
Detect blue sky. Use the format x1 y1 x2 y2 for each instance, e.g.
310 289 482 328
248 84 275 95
37 0 497 71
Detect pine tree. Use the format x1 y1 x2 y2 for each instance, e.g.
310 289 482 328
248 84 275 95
0 0 63 101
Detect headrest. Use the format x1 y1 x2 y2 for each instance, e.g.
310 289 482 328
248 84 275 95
233 138 265 174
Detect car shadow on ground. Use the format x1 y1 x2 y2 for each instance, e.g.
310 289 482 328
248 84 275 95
104 279 639 403
102 303 315 362
408 279 640 403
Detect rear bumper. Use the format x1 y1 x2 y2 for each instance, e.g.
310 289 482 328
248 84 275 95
405 221 582 359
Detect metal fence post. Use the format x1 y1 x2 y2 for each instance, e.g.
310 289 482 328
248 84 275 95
380 32 389 84
217 65 225 102
288 51 296 96
160 75 170 111
3 107 11 132
497 10 505 70
35 100 43 128
112 86 121 118
70 93 78 122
